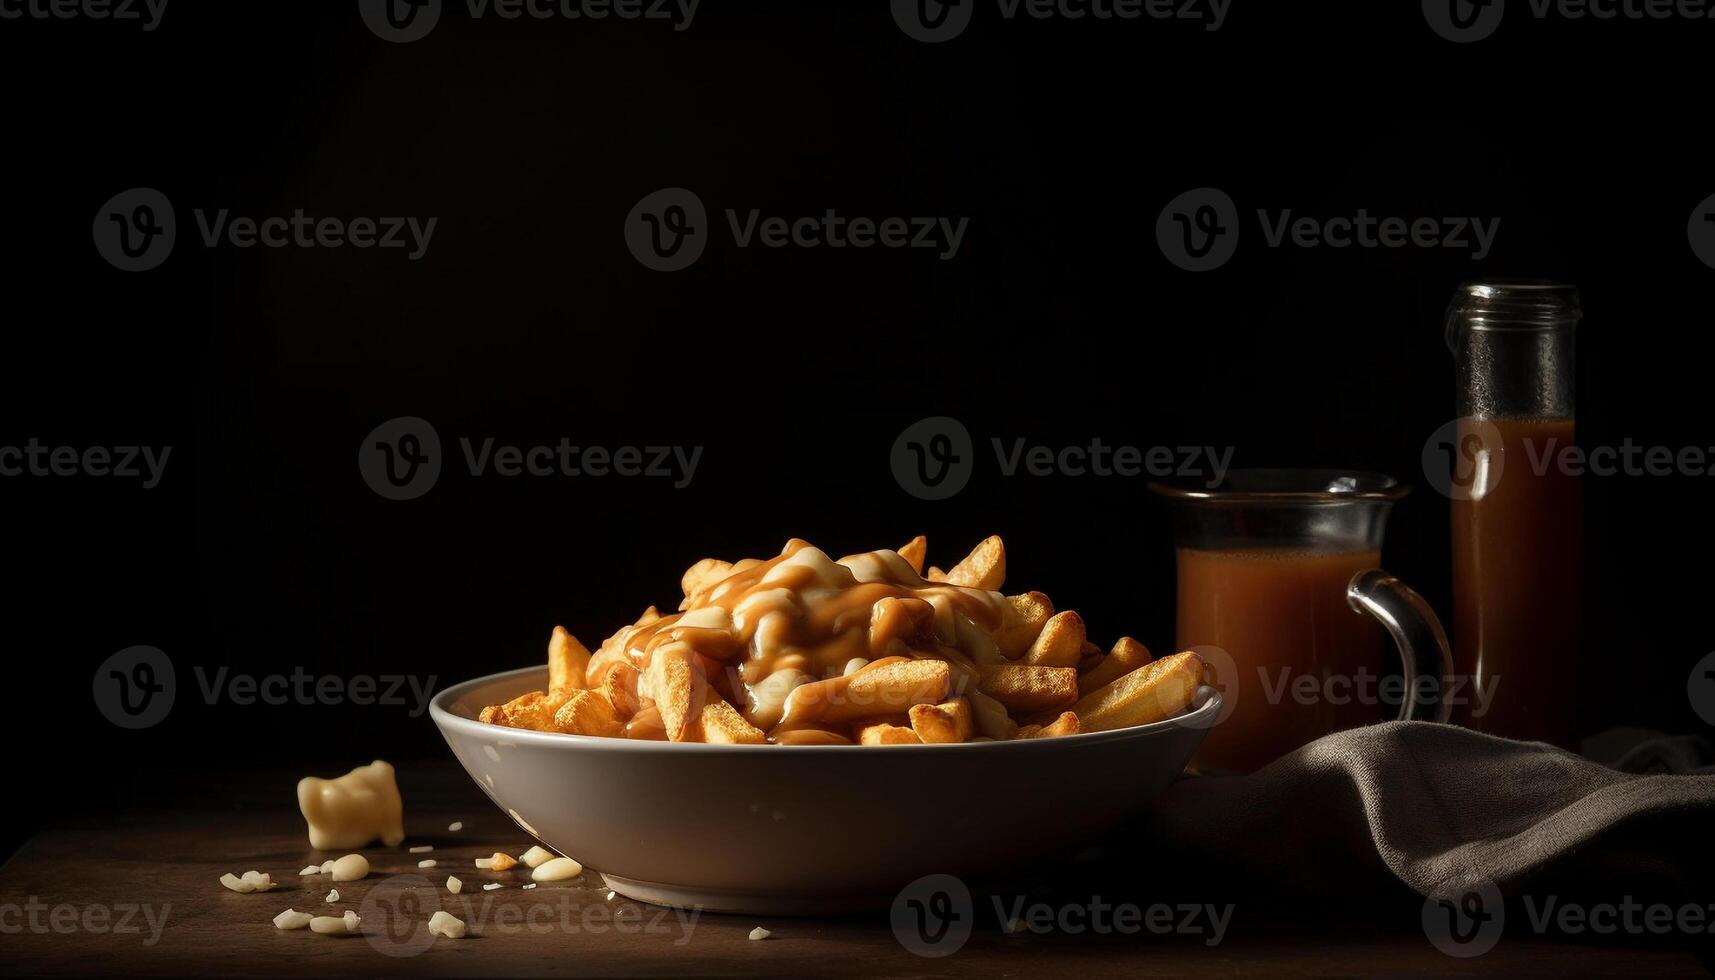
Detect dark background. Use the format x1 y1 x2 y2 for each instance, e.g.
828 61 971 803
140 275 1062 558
3 2 1712 859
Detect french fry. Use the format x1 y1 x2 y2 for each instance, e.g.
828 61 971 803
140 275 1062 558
782 659 950 725
1022 610 1086 668
1073 651 1204 733
680 557 733 597
966 689 1019 740
645 645 707 742
1077 636 1153 696
868 595 936 657
908 697 974 744
600 661 642 719
977 664 1079 714
1030 711 1080 738
481 689 571 731
857 718 923 745
623 704 667 741
695 699 767 744
480 533 1193 747
943 535 1006 591
547 626 591 694
552 690 624 737
897 535 928 575
995 592 1054 659
1076 642 1103 674
774 728 854 746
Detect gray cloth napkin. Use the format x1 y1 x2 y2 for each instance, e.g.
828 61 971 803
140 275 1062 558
1146 721 1715 900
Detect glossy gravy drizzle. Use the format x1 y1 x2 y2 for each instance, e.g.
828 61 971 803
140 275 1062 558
588 539 1006 733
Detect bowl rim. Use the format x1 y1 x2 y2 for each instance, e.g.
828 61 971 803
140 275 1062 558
431 664 1222 754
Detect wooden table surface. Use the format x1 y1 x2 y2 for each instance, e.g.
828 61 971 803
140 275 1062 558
0 766 1704 977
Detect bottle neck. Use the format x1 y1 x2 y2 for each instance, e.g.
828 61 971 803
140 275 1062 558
1446 281 1580 421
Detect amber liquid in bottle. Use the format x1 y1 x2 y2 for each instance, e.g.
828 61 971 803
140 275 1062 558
1450 417 1583 747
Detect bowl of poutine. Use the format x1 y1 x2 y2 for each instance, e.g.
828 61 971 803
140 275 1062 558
431 535 1217 914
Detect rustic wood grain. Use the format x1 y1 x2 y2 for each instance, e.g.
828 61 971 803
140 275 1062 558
0 766 1701 977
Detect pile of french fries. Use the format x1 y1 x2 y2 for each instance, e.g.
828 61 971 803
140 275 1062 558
480 535 1207 745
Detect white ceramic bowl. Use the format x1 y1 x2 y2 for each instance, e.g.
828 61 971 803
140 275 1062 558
431 665 1217 914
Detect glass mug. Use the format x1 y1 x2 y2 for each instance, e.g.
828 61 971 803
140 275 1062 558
1151 470 1452 773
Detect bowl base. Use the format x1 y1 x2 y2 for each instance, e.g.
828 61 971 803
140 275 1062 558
600 873 885 916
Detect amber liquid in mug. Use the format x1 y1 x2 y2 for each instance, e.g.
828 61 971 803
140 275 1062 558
1176 547 1386 773
1451 417 1582 747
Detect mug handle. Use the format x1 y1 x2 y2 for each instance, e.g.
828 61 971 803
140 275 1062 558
1346 569 1454 723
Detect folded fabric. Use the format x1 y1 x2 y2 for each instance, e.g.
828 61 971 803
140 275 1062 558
1141 721 1715 902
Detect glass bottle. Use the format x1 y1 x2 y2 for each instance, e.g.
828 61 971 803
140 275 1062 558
1443 281 1583 747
